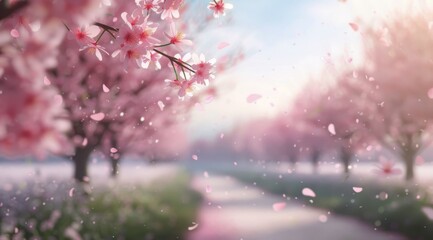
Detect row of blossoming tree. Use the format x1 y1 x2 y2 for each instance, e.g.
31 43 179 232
0 0 234 182
228 6 433 181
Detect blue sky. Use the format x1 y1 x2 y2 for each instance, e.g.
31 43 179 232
187 0 409 140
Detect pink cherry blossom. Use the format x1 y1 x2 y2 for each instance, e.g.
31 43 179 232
80 42 108 61
0 0 230 182
142 51 162 70
161 0 183 20
138 0 162 15
208 0 233 18
191 54 215 85
166 79 195 98
165 23 193 49
73 25 100 45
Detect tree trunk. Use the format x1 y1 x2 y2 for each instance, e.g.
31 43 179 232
311 150 321 174
110 155 120 178
403 149 415 181
73 147 92 182
340 148 352 175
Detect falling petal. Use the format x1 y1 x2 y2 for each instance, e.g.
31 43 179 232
192 154 198 161
68 188 75 197
90 112 105 121
217 42 230 50
353 187 363 193
102 84 110 93
428 88 433 99
328 124 336 135
44 76 51 85
95 49 103 61
205 185 212 193
302 188 316 198
319 215 328 223
349 22 358 31
272 202 286 212
188 222 199 231
86 25 101 38
247 94 262 103
110 147 118 153
205 95 214 104
158 101 165 111
220 133 224 139
422 207 433 220
82 138 88 146
10 29 19 38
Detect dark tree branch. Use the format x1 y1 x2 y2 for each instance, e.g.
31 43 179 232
0 0 29 21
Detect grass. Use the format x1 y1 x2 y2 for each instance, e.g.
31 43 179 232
223 168 433 240
0 172 202 240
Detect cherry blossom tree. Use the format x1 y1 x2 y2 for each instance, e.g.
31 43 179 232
299 71 370 175
355 9 433 180
0 0 233 182
289 90 330 173
264 115 304 170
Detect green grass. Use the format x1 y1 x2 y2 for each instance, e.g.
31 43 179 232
224 169 433 240
0 172 202 240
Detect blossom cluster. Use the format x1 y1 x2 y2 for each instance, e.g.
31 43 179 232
0 0 232 157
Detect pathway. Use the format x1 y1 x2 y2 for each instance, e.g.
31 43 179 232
188 174 406 240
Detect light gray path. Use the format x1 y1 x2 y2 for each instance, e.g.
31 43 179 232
188 174 407 240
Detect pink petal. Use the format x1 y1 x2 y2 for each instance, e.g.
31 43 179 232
272 202 286 212
86 25 101 38
205 185 212 193
188 222 199 231
82 138 88 146
10 29 19 38
328 124 336 135
352 187 363 193
44 76 51 85
102 84 110 93
217 42 230 50
247 93 262 103
349 22 359 31
157 101 165 111
95 49 103 61
68 188 75 197
110 147 118 153
90 112 105 121
302 188 316 198
428 88 433 99
192 154 198 161
423 207 433 220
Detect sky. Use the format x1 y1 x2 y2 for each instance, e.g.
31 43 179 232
187 0 419 141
